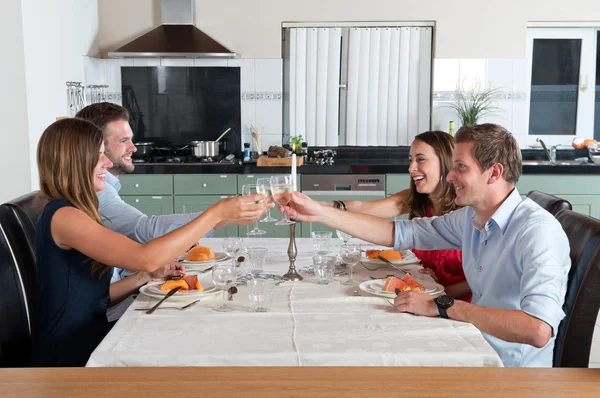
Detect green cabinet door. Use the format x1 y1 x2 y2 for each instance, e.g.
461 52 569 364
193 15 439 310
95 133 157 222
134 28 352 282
386 174 411 196
119 175 173 195
299 193 385 238
174 196 238 238
560 195 600 219
121 196 174 216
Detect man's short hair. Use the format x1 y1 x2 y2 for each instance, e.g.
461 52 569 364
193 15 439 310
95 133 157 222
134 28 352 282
75 102 129 132
455 123 522 184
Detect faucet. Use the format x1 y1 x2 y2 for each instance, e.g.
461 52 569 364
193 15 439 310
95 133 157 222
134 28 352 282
536 139 557 163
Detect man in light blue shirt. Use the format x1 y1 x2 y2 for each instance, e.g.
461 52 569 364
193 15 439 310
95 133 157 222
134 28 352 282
284 124 571 367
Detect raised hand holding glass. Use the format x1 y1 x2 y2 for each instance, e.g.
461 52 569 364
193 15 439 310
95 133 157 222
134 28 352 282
270 174 295 226
242 184 267 236
256 177 278 222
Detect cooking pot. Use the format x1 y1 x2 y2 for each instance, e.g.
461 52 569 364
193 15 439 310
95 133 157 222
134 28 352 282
133 142 154 157
189 141 221 157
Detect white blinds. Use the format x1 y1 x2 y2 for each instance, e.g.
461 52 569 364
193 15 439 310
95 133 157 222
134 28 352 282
288 26 431 146
289 28 342 146
346 27 432 146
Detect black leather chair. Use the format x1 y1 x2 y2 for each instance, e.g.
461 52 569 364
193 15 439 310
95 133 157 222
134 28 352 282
553 209 600 367
0 205 34 367
527 190 572 217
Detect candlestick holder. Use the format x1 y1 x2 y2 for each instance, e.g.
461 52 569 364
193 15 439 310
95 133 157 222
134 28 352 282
282 223 303 281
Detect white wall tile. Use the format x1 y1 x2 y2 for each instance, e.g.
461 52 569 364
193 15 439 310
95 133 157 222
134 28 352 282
483 100 512 131
228 59 254 92
255 100 282 137
486 59 513 91
431 102 457 132
254 59 282 92
132 58 160 66
512 100 529 136
260 133 283 150
105 58 133 93
241 99 255 143
194 59 227 67
459 59 486 91
433 58 459 91
82 56 105 86
161 58 194 66
513 59 529 93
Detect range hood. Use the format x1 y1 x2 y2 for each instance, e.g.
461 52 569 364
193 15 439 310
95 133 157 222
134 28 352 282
108 0 237 59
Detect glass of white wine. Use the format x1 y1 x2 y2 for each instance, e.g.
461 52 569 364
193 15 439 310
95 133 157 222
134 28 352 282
256 177 278 222
270 174 295 226
242 184 267 236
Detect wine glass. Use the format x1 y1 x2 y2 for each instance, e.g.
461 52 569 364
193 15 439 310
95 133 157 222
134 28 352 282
336 230 352 247
340 244 361 286
270 174 295 226
222 237 243 268
256 177 278 222
212 263 237 312
242 184 267 236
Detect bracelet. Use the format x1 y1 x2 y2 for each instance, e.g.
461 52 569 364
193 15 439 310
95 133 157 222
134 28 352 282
333 200 340 209
338 200 347 211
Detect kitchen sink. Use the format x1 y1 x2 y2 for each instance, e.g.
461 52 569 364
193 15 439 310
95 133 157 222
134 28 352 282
522 160 589 166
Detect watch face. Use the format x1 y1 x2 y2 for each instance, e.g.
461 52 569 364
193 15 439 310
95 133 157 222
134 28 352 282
436 294 454 307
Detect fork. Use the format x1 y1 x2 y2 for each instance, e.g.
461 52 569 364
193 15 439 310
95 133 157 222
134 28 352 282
134 299 200 312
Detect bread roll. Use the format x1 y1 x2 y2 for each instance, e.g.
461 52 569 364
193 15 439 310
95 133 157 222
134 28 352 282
185 246 215 262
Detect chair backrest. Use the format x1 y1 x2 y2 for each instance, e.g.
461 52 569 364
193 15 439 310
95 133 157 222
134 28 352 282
527 190 572 217
6 191 45 251
0 205 33 367
553 209 600 367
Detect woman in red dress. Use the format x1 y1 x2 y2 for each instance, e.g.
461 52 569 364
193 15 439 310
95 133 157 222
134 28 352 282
320 131 470 301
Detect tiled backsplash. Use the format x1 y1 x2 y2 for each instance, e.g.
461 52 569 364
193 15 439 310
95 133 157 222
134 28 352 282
82 56 284 152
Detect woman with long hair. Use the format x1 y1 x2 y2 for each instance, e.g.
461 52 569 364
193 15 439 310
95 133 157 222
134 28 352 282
319 131 469 299
32 118 268 366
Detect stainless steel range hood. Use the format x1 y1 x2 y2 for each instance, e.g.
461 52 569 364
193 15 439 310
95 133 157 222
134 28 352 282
108 0 237 59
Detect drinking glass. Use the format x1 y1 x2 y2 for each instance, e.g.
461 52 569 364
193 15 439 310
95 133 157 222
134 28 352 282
242 184 267 236
270 174 295 226
313 255 336 285
256 177 278 222
340 244 361 286
336 230 352 247
247 278 275 312
222 237 243 268
212 262 237 312
311 231 332 255
246 247 268 277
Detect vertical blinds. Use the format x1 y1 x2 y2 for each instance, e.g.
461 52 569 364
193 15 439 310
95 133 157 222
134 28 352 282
288 26 432 146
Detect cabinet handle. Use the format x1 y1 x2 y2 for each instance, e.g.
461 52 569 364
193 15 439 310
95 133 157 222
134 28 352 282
135 199 140 203
134 183 140 188
202 183 207 187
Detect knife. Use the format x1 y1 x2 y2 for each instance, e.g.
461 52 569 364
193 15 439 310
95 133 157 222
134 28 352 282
377 255 407 277
145 286 182 314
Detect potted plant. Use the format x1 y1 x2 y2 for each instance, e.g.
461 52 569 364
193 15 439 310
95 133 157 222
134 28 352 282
288 134 304 154
447 80 503 126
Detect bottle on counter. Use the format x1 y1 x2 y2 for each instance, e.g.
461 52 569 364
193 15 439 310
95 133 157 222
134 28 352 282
301 142 308 155
243 143 250 162
449 121 455 136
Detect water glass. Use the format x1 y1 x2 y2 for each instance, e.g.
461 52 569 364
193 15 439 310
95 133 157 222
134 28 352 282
212 263 237 312
340 244 361 286
247 278 275 312
222 237 243 268
313 255 336 285
336 230 352 246
246 247 268 277
312 231 332 255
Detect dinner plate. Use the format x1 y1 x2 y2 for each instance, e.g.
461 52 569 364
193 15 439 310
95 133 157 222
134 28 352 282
139 281 220 300
358 279 444 298
178 251 229 263
360 250 421 266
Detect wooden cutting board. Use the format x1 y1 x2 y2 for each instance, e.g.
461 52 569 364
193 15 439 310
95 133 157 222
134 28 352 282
256 156 304 167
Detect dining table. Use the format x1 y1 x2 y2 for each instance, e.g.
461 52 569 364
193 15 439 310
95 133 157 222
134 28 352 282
87 237 503 367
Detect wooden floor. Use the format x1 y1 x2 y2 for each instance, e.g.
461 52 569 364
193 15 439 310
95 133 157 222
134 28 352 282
1 367 599 397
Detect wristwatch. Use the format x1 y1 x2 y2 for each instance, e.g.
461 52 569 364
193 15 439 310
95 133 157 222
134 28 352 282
434 295 455 319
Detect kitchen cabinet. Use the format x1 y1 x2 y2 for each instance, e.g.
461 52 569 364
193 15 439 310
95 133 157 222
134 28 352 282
119 175 174 216
516 175 600 218
386 174 411 220
174 174 238 238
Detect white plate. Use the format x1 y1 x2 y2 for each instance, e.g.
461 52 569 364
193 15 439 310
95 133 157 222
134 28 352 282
139 281 220 300
358 279 444 298
360 250 421 266
178 251 229 263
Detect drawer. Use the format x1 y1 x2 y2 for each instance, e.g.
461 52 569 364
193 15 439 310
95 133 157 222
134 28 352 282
119 175 173 195
237 174 302 192
174 174 238 195
121 195 174 216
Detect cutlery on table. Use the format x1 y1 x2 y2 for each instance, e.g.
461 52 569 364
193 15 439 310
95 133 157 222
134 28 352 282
135 299 200 311
145 286 182 314
377 255 407 276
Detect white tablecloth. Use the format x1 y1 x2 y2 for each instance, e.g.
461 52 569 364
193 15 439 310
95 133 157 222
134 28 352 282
87 238 503 367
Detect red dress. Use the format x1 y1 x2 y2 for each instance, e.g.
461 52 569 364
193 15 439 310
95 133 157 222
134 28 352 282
411 206 471 301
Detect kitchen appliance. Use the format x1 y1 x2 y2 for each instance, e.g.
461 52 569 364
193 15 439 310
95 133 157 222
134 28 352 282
189 141 221 158
108 0 237 59
133 142 154 157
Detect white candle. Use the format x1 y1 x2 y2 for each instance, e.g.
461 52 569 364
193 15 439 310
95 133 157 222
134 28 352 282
291 154 297 191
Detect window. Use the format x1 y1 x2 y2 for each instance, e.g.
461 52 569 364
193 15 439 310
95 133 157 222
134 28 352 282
526 28 598 138
283 24 433 147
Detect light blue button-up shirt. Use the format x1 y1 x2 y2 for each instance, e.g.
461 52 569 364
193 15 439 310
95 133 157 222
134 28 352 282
393 188 571 367
98 171 213 283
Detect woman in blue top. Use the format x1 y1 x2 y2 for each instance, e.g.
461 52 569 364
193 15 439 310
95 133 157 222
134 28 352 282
32 118 269 367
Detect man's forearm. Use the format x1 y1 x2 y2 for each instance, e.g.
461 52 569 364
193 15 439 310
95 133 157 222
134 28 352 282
315 206 395 247
448 301 552 348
